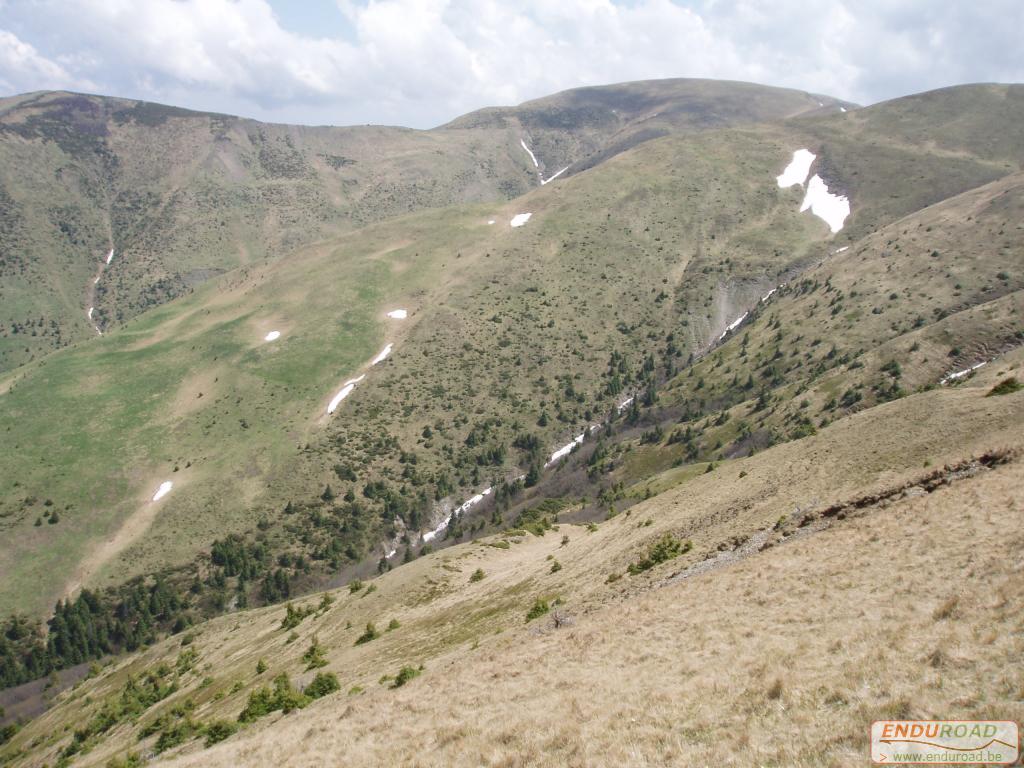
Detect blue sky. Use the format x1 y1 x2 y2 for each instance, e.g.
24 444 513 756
1 1 1021 128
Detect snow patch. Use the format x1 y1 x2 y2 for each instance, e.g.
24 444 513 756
423 485 494 542
93 276 100 285
840 107 847 113
617 396 634 414
540 166 569 185
264 330 281 342
386 309 408 319
152 481 173 501
546 432 586 467
327 374 365 414
776 149 816 188
521 138 569 185
88 307 94 320
371 343 393 365
760 288 778 303
520 139 539 168
719 312 748 340
800 175 850 233
510 213 532 228
487 220 495 225
941 361 987 384
835 246 850 254
105 248 114 265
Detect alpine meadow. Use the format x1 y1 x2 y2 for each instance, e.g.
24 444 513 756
0 35 1022 768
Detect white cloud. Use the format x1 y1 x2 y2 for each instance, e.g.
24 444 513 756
0 0 1020 127
0 28 94 94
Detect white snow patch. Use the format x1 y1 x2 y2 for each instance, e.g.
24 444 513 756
761 288 778 303
386 309 408 319
423 485 493 542
718 312 749 340
93 275 100 284
546 433 586 467
152 481 173 501
105 248 114 265
510 213 532 228
776 149 816 188
487 220 495 225
264 330 281 342
835 246 850 254
371 343 393 365
327 374 365 414
840 107 847 113
385 547 397 559
617 396 634 414
800 175 850 233
88 307 94 320
540 166 569 185
941 361 987 384
520 139 539 168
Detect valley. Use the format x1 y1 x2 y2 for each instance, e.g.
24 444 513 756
0 78 1021 767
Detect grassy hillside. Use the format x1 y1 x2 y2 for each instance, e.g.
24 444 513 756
0 79 834 373
0 83 1021 623
444 77 848 176
1 363 1021 766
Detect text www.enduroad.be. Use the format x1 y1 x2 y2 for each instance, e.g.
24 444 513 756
891 751 1006 763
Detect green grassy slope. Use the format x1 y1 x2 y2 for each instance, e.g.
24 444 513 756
0 80 834 374
0 83 1020 622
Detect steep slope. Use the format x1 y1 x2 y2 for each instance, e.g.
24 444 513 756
0 83 1020 624
0 79 835 373
1 366 1021 766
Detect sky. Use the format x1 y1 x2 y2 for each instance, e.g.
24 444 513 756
0 0 1021 128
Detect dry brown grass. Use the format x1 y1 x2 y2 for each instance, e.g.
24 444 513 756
7 383 1023 767
163 459 1022 768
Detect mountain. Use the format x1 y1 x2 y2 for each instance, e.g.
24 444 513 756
0 80 1022 767
0 80 835 373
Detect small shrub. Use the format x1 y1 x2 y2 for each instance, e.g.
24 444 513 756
627 535 692 575
348 579 364 594
386 618 401 631
280 602 312 630
304 672 340 700
987 377 1022 396
154 720 200 754
469 568 485 583
256 658 267 675
525 598 550 622
203 720 238 747
392 665 423 688
302 636 328 670
238 674 309 723
549 560 562 574
354 622 379 645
